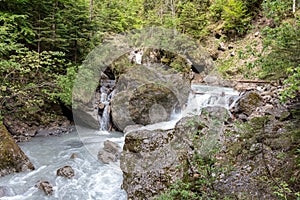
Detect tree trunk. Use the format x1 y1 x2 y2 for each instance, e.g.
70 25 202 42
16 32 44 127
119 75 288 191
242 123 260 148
89 0 93 21
293 0 296 13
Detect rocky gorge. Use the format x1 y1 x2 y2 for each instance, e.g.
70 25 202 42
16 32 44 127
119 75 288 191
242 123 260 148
0 45 299 200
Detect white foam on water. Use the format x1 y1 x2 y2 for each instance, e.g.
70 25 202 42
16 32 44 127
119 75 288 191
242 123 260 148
0 132 126 200
0 84 239 200
141 84 239 131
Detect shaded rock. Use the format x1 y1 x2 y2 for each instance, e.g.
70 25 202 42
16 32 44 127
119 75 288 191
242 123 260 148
218 115 300 199
111 64 190 131
72 105 99 129
265 105 290 120
203 75 219 85
97 150 118 164
56 166 75 179
232 91 263 116
123 125 143 134
104 140 120 154
0 124 34 177
36 125 74 137
98 140 121 164
3 110 71 142
128 83 178 125
36 181 54 196
120 107 229 199
121 129 189 200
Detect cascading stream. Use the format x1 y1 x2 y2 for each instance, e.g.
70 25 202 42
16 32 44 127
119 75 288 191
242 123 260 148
0 84 239 200
98 80 115 131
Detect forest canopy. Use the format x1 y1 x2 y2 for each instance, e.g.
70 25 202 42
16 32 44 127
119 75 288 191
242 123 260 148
0 0 299 121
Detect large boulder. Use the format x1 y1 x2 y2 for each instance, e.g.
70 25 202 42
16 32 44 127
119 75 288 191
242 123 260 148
0 124 34 176
232 91 263 116
98 140 121 164
120 107 229 199
72 104 100 130
111 64 190 131
120 129 189 200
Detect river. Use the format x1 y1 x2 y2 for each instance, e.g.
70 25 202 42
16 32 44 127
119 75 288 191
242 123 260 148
0 85 239 200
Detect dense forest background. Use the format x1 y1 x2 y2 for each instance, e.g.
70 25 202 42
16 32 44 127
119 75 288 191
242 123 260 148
0 0 299 125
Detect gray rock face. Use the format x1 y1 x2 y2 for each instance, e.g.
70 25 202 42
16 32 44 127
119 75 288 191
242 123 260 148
111 64 190 131
0 124 34 177
98 140 120 164
73 105 100 129
36 181 54 196
121 129 188 200
103 140 120 154
97 150 117 164
56 166 75 179
232 91 263 116
120 107 229 199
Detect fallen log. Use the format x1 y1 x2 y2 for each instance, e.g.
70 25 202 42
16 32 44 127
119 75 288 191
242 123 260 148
233 79 273 84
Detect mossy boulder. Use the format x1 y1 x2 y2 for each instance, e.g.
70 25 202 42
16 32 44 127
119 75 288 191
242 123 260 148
218 116 300 199
0 124 34 177
233 91 263 116
120 107 229 199
120 129 189 200
111 64 190 131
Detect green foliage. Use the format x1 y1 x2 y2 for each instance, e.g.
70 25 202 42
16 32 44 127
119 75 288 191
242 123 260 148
262 0 293 25
280 66 300 102
55 66 78 105
0 49 70 119
272 179 300 200
257 17 300 101
208 0 252 36
177 2 209 38
157 154 224 200
221 0 251 35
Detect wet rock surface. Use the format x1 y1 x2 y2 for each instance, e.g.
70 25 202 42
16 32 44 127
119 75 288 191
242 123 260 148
111 64 190 131
56 166 75 179
121 107 229 199
0 124 34 177
214 84 300 199
3 107 72 142
36 181 54 196
121 82 300 199
98 140 121 164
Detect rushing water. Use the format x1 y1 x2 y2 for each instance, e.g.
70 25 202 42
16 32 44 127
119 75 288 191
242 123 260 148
0 130 127 200
0 85 239 200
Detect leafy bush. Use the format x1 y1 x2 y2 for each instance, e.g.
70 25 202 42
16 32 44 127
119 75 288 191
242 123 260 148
55 65 78 106
280 66 300 102
177 1 209 39
222 0 251 35
258 17 300 85
262 0 293 25
209 0 251 36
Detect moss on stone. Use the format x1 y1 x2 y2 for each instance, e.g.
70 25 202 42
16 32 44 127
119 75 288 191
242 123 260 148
0 124 34 176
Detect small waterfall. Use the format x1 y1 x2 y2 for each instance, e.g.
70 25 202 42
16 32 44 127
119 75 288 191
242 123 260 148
141 85 239 131
98 80 115 131
0 84 240 200
183 85 239 116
